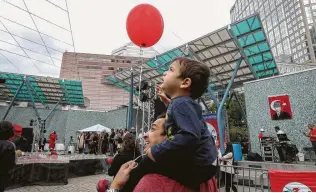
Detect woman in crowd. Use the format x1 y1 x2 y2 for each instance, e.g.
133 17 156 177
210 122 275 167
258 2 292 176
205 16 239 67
219 142 238 192
108 133 140 177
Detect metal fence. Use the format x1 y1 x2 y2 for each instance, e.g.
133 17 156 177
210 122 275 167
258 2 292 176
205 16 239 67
217 165 270 192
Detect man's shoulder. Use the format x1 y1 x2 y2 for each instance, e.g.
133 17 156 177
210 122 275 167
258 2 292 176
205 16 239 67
0 140 15 151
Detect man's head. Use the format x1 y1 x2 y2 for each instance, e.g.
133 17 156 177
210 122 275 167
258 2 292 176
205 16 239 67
273 101 282 113
160 57 210 99
308 124 314 130
144 114 167 149
274 126 280 132
0 121 14 140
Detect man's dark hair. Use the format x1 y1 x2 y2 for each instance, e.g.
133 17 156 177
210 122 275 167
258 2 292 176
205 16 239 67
172 57 210 99
0 121 14 140
275 126 280 131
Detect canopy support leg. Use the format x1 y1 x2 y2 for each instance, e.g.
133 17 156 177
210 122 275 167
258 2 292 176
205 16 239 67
217 57 243 153
1 79 25 121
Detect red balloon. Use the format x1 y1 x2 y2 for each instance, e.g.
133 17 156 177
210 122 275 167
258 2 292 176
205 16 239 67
126 4 164 48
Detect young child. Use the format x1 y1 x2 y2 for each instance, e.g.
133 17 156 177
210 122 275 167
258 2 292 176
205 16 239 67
146 57 218 189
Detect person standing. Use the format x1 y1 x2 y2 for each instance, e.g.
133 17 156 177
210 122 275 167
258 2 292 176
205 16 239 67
219 143 238 192
101 132 109 154
78 133 85 154
0 121 16 192
49 131 58 150
303 124 316 163
109 129 116 156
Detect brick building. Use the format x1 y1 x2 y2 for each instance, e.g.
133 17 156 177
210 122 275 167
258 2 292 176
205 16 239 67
60 52 143 111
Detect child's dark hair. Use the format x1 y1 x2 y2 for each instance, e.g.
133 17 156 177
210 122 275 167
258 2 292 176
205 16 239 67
0 121 14 140
172 57 210 99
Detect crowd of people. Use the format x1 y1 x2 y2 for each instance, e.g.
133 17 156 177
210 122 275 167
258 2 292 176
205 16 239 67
77 128 136 155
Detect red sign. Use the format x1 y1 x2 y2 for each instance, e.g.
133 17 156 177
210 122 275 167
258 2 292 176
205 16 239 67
268 95 293 120
204 114 226 148
269 170 316 192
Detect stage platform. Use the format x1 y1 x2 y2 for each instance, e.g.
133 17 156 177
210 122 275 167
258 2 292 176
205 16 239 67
237 160 316 171
8 153 109 190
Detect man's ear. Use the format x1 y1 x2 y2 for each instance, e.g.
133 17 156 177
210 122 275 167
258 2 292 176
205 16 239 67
180 78 191 89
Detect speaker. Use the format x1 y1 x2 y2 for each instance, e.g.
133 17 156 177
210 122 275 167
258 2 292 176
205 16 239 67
247 152 263 161
22 127 34 152
154 98 167 120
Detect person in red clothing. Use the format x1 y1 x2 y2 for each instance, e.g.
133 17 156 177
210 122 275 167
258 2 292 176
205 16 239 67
303 124 316 156
258 129 265 141
49 131 58 150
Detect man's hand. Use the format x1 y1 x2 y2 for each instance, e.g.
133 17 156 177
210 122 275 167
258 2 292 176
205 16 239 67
110 161 137 190
145 148 156 162
157 85 171 105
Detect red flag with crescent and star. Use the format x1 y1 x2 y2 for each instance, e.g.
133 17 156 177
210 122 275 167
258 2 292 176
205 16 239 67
268 94 293 120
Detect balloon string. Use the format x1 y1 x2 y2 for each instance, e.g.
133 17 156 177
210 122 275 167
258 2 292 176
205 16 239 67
134 47 144 159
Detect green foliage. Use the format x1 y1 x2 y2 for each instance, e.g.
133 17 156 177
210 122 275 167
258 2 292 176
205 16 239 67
226 93 246 127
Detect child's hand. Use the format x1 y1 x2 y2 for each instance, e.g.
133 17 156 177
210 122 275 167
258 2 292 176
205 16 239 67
156 85 171 105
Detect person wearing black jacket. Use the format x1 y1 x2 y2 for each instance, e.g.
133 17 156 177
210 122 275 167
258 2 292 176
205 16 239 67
108 133 140 178
0 121 16 192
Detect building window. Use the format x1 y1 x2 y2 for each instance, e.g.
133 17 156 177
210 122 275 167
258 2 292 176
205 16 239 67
277 43 283 55
108 67 114 70
276 0 282 6
269 0 275 10
272 47 277 56
283 38 291 55
274 27 281 43
277 5 285 21
267 17 272 31
269 31 275 45
264 1 270 15
271 11 278 27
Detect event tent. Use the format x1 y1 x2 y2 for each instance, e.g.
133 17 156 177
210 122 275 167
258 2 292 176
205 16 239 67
78 124 111 133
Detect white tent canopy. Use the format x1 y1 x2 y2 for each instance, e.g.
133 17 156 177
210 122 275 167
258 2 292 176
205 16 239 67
78 124 111 133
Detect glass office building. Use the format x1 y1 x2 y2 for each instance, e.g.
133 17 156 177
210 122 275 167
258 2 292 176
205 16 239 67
230 0 316 64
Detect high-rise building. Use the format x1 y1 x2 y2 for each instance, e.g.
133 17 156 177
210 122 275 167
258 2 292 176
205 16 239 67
60 52 143 111
112 42 160 58
230 0 316 64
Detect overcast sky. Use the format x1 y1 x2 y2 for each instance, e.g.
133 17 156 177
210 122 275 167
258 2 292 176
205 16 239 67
0 0 235 78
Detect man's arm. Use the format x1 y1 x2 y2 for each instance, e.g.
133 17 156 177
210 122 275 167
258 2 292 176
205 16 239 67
120 156 156 192
150 102 201 163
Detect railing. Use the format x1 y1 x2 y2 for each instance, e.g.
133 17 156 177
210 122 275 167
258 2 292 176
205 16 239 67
217 165 270 192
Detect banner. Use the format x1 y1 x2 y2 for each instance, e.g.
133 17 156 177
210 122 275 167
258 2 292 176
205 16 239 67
203 113 226 147
268 94 293 120
268 170 316 192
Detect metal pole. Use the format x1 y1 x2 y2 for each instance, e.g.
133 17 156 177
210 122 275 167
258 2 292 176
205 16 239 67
127 69 133 129
25 77 41 120
207 86 219 109
2 79 25 121
218 57 243 153
25 78 48 109
43 95 64 121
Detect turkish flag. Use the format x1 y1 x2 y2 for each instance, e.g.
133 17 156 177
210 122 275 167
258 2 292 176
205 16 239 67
268 95 292 120
269 170 316 192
